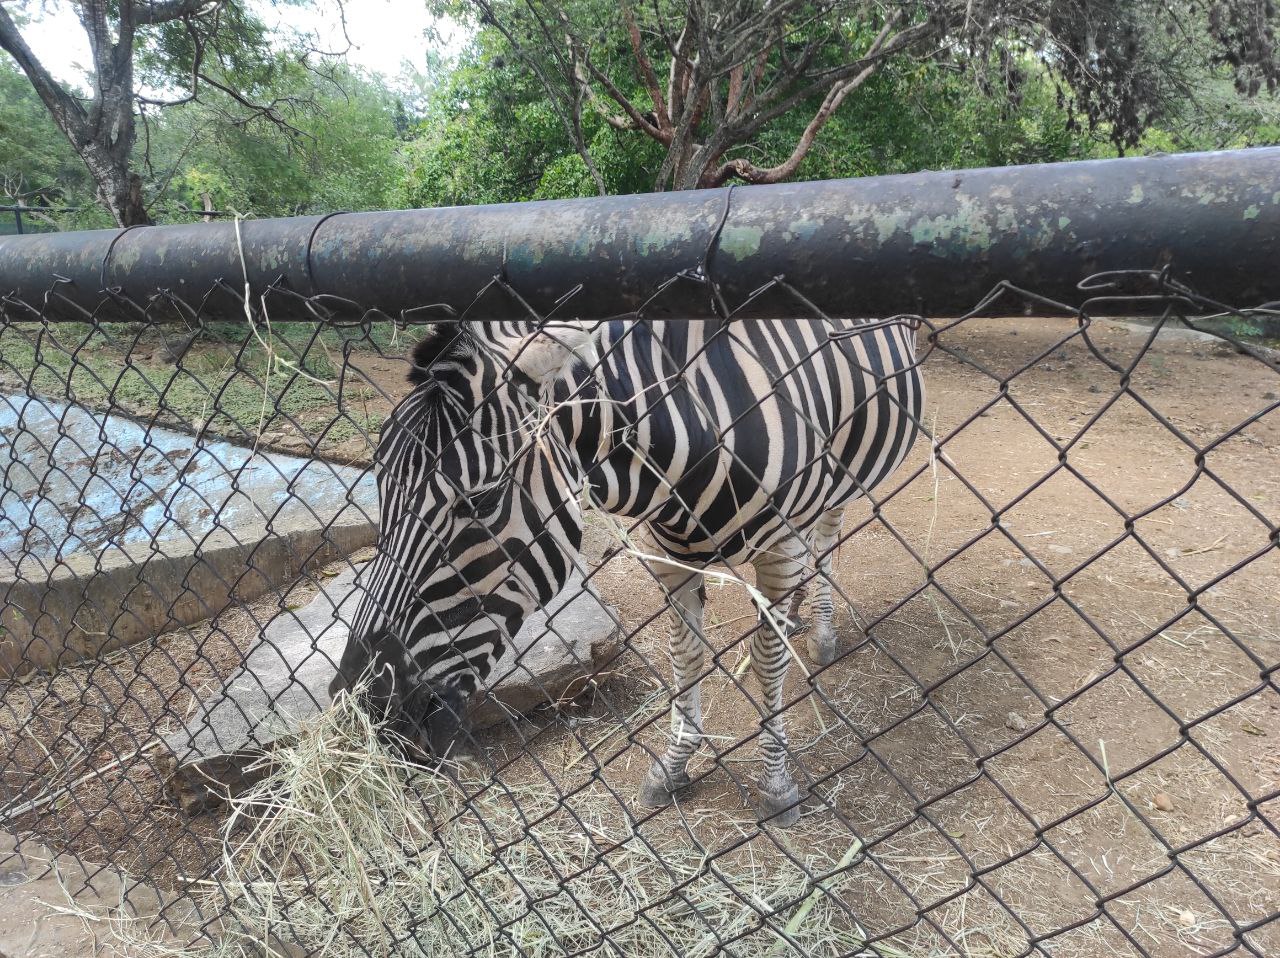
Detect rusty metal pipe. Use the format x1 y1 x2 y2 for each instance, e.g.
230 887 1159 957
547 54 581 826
1 148 1278 322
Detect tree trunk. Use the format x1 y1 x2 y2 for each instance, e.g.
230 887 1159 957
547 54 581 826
0 0 156 227
117 173 149 227
84 145 151 227
673 162 705 190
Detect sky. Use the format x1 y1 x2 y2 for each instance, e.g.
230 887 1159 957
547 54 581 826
18 0 464 87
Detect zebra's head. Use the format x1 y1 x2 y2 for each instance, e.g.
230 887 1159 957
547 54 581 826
329 321 597 758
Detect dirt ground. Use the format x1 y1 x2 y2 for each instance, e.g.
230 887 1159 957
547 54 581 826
1 316 1277 957
0 832 184 958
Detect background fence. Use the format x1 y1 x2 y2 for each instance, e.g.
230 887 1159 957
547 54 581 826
1 153 1278 958
0 205 59 236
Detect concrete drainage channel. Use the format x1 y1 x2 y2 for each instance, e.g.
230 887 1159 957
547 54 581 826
0 393 380 677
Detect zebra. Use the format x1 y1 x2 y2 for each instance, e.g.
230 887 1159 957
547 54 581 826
330 319 923 826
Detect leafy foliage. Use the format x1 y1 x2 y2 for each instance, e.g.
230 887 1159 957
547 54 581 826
397 36 1109 208
155 63 405 217
0 61 93 206
0 53 405 222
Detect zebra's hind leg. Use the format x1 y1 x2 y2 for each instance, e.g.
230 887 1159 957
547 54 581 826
638 566 707 809
806 506 844 667
749 545 808 827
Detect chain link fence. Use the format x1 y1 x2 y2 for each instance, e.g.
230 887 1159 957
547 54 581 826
1 213 1278 957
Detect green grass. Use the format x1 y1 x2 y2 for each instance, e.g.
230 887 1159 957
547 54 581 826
0 320 407 461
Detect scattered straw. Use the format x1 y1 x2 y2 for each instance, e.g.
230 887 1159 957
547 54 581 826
110 687 880 958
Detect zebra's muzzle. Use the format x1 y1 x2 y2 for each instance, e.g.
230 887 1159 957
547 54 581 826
328 631 469 760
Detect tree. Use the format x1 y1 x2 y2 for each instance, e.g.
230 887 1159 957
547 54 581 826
0 0 335 225
396 30 664 208
397 35 1110 208
457 0 1280 191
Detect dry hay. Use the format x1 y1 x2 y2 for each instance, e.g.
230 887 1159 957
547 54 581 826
106 685 894 958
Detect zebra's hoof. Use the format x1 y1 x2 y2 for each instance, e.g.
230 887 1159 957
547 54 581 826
757 784 802 827
637 764 690 808
806 632 840 667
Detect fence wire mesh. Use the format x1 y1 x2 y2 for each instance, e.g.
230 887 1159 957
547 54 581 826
0 253 1277 958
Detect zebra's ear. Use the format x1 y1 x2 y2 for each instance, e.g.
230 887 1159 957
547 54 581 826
509 323 597 385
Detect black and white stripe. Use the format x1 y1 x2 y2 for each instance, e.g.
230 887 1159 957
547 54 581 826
331 319 923 825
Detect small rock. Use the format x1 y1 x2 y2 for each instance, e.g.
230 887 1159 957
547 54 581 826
1087 384 1102 394
1047 544 1074 555
279 436 313 453
1005 711 1029 732
1055 350 1069 361
1179 909 1196 928
1264 391 1279 402
1154 792 1174 812
158 330 200 364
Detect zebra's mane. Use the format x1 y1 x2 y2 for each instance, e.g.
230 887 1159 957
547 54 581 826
407 323 468 386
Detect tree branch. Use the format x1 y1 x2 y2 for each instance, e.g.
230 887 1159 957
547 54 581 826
706 60 879 187
133 0 221 26
469 0 608 195
0 3 89 141
666 14 692 122
581 47 671 142
703 13 911 188
730 18 935 145
195 71 311 139
620 0 668 129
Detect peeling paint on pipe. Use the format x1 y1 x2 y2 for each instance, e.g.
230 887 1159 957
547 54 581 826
1 148 1278 322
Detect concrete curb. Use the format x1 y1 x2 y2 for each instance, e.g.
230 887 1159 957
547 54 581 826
1 515 376 677
163 567 623 813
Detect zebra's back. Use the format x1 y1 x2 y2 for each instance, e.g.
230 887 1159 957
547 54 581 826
584 319 924 564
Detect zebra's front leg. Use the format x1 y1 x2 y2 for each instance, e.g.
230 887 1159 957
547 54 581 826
806 505 844 667
750 547 808 827
638 568 707 808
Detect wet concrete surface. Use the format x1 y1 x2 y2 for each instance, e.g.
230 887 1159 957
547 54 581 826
0 393 378 675
0 393 376 565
